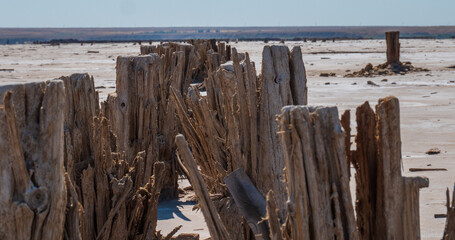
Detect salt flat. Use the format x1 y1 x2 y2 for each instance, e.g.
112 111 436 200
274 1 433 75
1 39 454 239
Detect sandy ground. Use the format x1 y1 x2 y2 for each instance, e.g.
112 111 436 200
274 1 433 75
1 39 454 239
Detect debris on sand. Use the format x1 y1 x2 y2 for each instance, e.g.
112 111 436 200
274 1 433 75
426 147 441 155
172 233 200 239
409 168 447 172
447 65 455 69
87 50 100 53
367 80 378 86
345 61 429 78
320 72 336 77
0 69 14 72
381 79 388 82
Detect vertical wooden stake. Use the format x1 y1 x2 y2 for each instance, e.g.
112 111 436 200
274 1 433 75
385 31 400 64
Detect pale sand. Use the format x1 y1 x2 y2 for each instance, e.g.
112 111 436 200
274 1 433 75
1 39 454 239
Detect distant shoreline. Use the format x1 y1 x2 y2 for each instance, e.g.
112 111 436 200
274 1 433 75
1 26 455 44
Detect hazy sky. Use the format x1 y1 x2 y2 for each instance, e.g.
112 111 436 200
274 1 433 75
0 0 453 27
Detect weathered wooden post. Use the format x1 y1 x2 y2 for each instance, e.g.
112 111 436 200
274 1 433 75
62 73 184 239
271 105 358 240
61 73 100 187
351 96 429 240
172 45 308 239
140 40 231 84
104 54 185 199
257 46 307 218
0 73 180 240
0 81 67 240
386 31 400 63
265 96 430 240
106 42 210 200
443 184 455 240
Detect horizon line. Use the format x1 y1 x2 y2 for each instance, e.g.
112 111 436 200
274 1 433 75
1 25 455 29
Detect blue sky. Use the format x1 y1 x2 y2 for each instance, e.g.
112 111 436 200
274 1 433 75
0 0 453 27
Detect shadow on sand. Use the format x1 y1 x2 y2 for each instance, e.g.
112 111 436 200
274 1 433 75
157 199 196 221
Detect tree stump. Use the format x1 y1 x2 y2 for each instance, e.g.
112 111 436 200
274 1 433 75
386 31 400 64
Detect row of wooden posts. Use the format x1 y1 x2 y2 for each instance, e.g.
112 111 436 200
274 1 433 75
0 39 453 240
0 40 228 240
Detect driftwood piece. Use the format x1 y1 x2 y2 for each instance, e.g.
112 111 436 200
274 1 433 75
386 31 400 63
0 81 66 240
171 233 200 240
275 105 358 240
175 134 231 240
443 184 455 240
352 96 429 240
